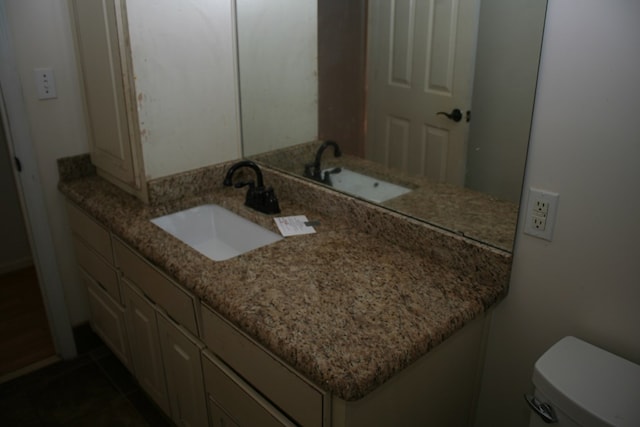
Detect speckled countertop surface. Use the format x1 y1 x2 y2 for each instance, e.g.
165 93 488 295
58 155 511 401
251 140 519 251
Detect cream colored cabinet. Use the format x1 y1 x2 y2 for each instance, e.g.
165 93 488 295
115 238 206 427
70 0 242 202
67 202 489 427
202 300 488 427
157 312 207 427
67 202 132 370
330 315 488 427
207 391 240 427
201 305 327 427
114 238 199 336
83 271 131 369
123 281 170 414
202 351 295 427
70 0 145 200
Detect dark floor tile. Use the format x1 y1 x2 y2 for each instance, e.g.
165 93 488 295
0 389 42 427
66 395 151 427
93 351 138 395
126 390 175 427
86 344 111 360
2 324 174 427
0 355 93 397
30 362 121 425
72 323 105 355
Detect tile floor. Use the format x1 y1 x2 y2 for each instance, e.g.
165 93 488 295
0 324 174 426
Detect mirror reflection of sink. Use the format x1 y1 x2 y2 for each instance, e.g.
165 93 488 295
322 168 412 203
151 204 282 261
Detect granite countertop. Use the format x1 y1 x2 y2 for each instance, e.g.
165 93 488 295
58 157 511 402
251 140 519 251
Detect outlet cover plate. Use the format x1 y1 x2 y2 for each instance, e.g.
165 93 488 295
524 188 559 241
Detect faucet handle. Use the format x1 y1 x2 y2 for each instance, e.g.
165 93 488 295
303 163 316 179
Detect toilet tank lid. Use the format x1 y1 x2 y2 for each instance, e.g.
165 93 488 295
533 336 640 427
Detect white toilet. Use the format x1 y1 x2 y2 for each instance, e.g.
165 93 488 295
527 336 640 426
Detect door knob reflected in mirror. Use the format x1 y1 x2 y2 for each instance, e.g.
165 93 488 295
436 108 463 122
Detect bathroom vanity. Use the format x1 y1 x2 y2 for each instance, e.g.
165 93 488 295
59 155 511 426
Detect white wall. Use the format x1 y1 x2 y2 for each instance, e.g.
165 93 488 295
237 0 317 156
475 1 640 425
127 0 241 179
3 0 90 325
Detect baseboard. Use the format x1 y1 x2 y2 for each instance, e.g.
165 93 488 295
0 355 60 384
0 257 33 275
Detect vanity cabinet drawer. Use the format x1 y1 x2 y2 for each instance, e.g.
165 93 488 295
202 305 325 427
73 236 120 303
66 202 113 263
202 351 295 427
113 238 199 336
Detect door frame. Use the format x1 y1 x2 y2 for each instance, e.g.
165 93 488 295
0 1 76 359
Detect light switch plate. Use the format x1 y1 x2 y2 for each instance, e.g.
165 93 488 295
34 67 57 100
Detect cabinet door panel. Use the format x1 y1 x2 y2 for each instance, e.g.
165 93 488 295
71 0 138 186
74 237 120 303
114 238 199 335
84 271 132 370
157 313 207 427
202 305 324 427
208 396 240 427
123 281 170 414
202 352 295 427
66 202 113 263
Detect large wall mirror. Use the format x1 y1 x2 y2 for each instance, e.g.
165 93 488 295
239 0 548 252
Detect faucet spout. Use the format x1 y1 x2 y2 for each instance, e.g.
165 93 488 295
223 160 264 188
304 140 342 184
223 160 280 214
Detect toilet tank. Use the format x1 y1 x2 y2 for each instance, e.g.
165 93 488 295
529 336 640 427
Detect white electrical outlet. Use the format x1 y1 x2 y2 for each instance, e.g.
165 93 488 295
524 188 559 240
531 214 546 230
534 199 549 215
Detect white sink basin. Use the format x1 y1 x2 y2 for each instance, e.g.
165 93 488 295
151 204 282 261
322 167 412 203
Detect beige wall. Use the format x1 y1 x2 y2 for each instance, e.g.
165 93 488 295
4 0 90 325
474 1 640 425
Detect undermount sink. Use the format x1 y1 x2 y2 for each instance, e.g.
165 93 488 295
322 167 412 203
151 204 282 261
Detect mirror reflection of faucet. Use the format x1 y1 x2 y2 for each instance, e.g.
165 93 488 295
304 140 342 185
322 167 342 186
223 160 280 214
